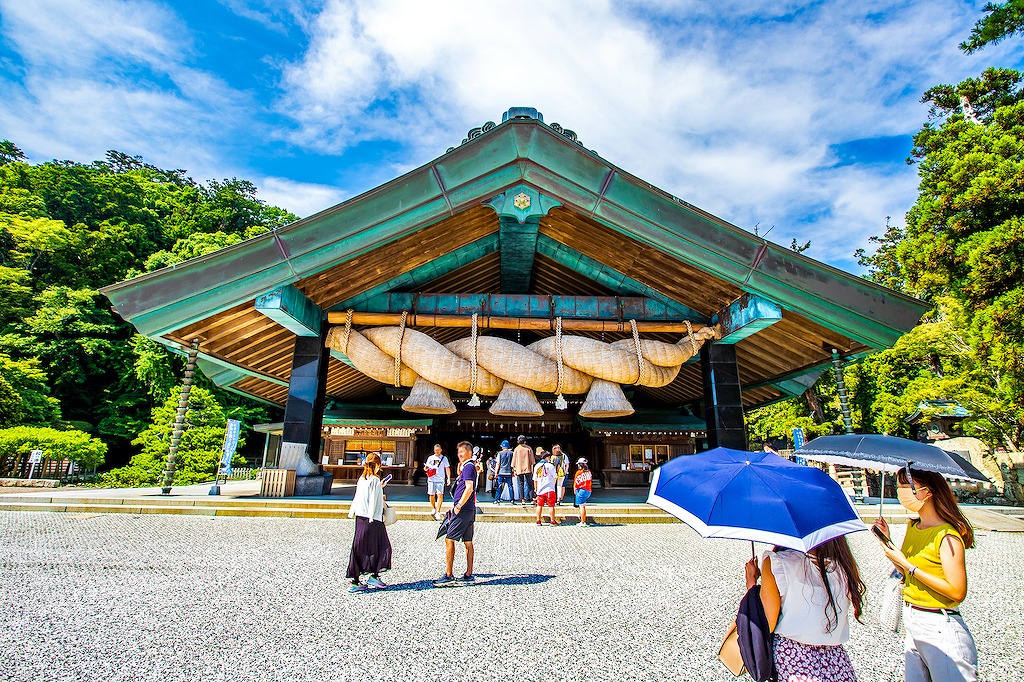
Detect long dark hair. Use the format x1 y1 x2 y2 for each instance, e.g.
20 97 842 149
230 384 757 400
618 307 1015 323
897 468 975 549
807 536 866 632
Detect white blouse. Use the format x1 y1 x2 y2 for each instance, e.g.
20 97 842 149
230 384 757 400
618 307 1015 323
765 549 851 646
348 475 384 523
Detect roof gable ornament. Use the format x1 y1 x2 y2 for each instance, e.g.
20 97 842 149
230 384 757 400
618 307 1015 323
446 107 588 153
484 184 561 223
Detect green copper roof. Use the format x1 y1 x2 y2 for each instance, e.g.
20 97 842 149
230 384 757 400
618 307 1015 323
100 113 928 350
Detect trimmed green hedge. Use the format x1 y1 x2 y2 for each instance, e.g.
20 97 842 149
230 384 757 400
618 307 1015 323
0 426 107 469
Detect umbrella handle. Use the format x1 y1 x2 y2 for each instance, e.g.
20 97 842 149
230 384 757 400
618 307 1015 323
751 540 756 562
879 471 885 521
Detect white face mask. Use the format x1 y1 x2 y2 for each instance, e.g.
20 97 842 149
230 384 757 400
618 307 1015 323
897 486 927 513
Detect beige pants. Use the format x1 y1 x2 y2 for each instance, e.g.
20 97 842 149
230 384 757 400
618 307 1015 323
903 603 978 682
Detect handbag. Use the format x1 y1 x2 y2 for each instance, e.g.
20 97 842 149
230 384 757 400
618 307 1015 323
880 568 904 632
717 621 746 676
382 503 397 526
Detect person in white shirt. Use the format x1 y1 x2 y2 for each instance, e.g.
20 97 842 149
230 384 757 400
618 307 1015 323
532 451 559 526
423 444 451 521
744 536 866 680
346 452 392 593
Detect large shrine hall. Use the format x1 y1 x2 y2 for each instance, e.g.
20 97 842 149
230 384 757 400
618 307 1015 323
100 108 928 492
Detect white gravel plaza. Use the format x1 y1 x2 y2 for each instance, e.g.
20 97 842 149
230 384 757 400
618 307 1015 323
1 511 1021 682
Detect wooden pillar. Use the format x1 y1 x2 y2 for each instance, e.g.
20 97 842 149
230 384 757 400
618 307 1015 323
161 338 200 494
701 343 748 451
281 327 330 463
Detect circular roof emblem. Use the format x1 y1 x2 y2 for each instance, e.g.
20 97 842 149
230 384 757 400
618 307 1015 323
513 192 531 210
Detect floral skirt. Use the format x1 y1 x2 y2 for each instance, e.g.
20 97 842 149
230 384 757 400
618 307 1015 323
774 635 857 682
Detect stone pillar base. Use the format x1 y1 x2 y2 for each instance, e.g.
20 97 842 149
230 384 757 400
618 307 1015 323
294 472 334 497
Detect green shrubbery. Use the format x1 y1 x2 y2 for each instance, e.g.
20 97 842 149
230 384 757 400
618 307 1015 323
0 426 107 471
100 386 245 487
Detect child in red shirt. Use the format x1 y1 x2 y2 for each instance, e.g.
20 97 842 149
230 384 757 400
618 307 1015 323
573 458 593 526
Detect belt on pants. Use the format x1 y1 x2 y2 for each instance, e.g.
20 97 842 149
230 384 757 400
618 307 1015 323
905 602 960 617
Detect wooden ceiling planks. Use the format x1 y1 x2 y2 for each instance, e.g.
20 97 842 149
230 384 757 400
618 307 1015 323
294 205 499 309
233 377 289 404
530 252 616 297
171 301 255 344
325 358 381 400
540 207 743 317
636 364 704 405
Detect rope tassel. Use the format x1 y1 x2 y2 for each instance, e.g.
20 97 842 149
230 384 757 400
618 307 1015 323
468 312 481 406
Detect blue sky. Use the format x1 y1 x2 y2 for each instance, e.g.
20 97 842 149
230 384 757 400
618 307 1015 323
1 0 1021 271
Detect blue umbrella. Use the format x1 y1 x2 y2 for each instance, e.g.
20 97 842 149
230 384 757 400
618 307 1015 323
647 447 866 552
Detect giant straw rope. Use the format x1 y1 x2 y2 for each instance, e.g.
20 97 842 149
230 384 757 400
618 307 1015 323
325 313 718 418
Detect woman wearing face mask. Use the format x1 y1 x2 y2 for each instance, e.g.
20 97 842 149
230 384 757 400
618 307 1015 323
873 467 977 682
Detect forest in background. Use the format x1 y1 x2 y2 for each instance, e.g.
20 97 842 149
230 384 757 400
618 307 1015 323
0 146 291 483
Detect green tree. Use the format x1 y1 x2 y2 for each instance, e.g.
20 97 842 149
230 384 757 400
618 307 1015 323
0 143 287 469
103 387 243 487
0 353 61 426
961 0 1024 54
859 68 1024 449
852 300 1022 449
0 140 25 166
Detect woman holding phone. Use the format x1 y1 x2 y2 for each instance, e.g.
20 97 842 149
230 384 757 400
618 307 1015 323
873 467 977 682
346 452 392 593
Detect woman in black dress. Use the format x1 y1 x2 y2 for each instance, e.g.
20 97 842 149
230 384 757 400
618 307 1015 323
346 452 392 592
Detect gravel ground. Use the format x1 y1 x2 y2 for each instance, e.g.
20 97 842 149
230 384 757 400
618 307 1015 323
0 512 1020 682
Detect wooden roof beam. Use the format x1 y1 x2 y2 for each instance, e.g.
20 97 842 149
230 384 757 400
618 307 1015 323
343 293 702 322
254 285 323 337
485 186 557 293
713 294 783 344
325 311 707 333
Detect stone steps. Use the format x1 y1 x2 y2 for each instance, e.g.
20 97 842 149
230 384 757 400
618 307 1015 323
0 499 678 523
2 497 1020 529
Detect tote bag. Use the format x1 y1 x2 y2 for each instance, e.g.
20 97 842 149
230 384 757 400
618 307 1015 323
879 569 904 632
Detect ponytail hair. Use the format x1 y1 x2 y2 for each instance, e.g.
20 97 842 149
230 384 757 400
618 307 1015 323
897 468 975 548
362 452 382 480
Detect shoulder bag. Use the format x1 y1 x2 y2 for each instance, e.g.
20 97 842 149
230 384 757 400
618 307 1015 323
879 568 904 632
382 503 397 526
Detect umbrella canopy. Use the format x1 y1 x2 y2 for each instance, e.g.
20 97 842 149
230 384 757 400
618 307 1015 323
946 451 989 483
647 447 866 552
794 434 988 482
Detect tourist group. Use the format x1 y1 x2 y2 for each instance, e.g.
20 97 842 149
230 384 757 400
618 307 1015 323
345 439 979 682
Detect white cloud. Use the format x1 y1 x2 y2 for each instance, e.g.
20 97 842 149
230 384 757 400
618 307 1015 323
0 0 263 184
0 0 185 69
1 0 1019 272
256 176 346 218
276 0 1008 267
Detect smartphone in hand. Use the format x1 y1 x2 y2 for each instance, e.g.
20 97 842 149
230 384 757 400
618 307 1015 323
381 474 393 486
872 524 894 549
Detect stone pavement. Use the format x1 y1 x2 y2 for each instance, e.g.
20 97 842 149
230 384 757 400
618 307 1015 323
1 511 1021 682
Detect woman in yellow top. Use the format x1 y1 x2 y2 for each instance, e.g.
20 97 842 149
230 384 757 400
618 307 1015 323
873 467 977 682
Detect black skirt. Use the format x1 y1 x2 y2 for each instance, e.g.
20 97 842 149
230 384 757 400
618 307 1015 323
346 515 393 580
